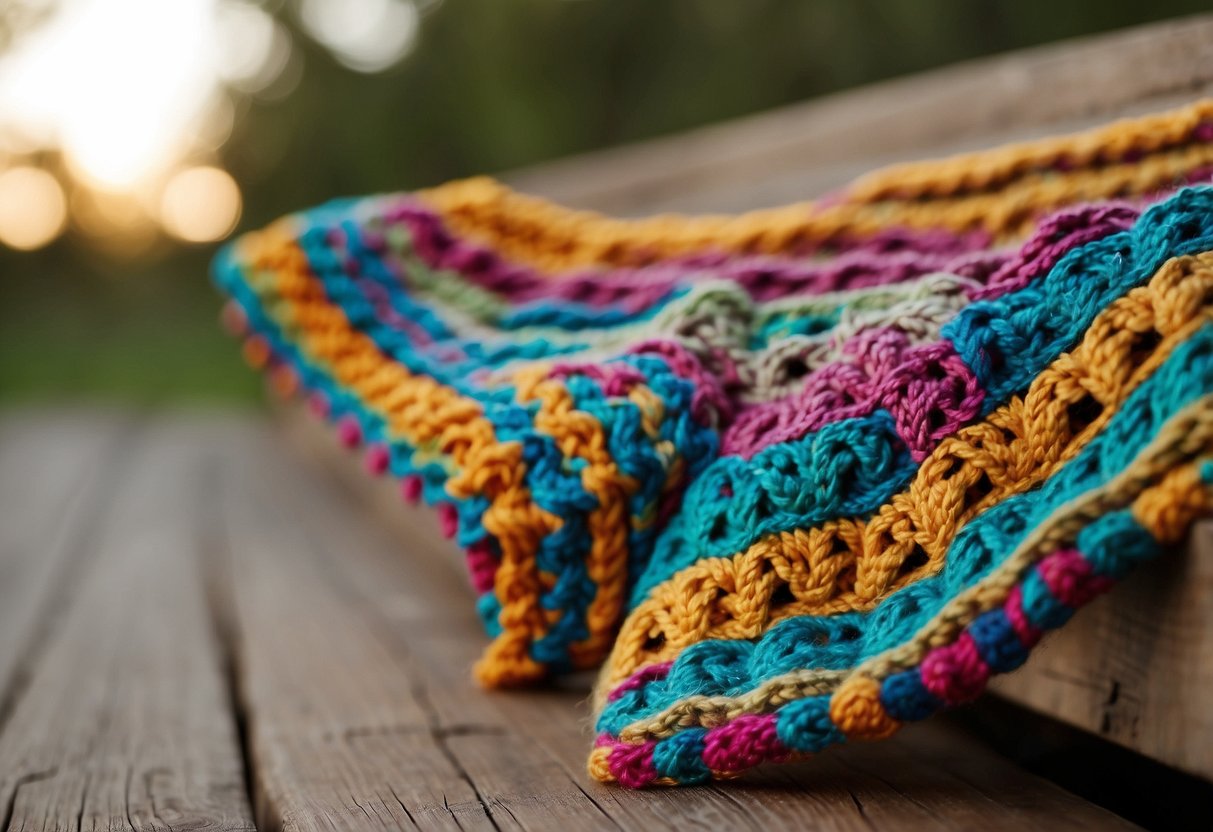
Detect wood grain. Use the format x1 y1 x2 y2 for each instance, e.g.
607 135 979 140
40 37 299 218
990 524 1213 781
0 416 255 832
0 408 131 701
265 409 1138 830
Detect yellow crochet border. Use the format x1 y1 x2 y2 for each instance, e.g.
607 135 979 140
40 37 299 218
419 101 1213 273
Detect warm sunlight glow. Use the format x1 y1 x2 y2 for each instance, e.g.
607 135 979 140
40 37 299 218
0 0 283 192
0 0 420 254
159 166 242 243
0 0 214 188
0 166 68 250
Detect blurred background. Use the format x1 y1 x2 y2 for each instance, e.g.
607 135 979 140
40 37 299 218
1 0 1209 404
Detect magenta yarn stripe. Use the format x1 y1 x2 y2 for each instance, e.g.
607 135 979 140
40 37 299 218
719 202 1141 458
374 155 1213 316
723 336 982 459
548 201 1142 458
551 217 1106 459
971 202 1139 300
376 200 992 307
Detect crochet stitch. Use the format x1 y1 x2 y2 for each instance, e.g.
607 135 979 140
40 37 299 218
213 100 1213 786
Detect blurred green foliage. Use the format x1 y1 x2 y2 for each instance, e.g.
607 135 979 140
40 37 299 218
2 0 1210 403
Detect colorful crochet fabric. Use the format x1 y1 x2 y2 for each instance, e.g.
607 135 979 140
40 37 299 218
213 100 1213 785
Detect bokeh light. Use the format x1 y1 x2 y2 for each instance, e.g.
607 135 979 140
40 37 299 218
0 0 420 256
159 166 243 243
0 166 67 250
0 0 222 190
216 2 296 96
298 0 419 73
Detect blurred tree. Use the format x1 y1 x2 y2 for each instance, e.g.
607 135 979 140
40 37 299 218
2 0 1210 402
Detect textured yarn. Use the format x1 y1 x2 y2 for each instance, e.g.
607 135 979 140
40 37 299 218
213 100 1213 786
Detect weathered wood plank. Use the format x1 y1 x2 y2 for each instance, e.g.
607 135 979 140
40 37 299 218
506 14 1213 214
257 409 1138 830
0 409 131 717
990 524 1213 781
214 421 510 832
275 400 464 584
0 417 255 832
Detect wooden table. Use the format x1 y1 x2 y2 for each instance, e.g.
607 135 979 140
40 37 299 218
0 409 1148 831
5 15 1213 831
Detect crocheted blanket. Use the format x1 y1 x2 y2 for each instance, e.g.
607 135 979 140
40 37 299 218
213 100 1213 787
